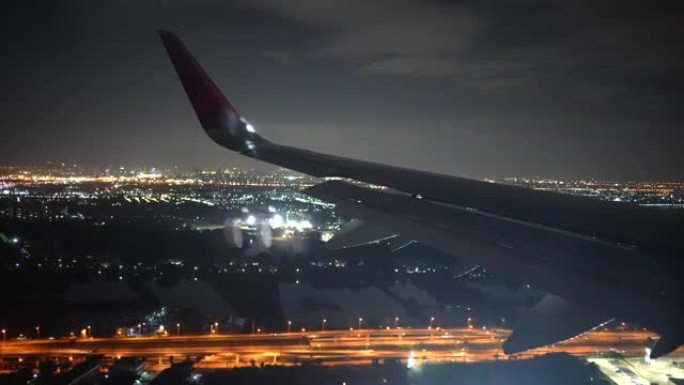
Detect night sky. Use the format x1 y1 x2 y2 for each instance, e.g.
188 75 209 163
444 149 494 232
2 0 683 180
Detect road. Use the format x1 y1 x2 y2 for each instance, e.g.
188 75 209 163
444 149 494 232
1 327 682 371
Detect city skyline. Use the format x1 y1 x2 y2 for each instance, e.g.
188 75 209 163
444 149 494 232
2 162 684 183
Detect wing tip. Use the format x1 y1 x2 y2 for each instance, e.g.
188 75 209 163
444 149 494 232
158 29 268 154
157 30 179 45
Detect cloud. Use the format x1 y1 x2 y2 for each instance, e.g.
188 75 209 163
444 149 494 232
245 0 482 76
262 50 300 65
360 56 459 77
245 0 684 106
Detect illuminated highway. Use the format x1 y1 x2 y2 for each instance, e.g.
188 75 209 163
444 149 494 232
2 327 683 372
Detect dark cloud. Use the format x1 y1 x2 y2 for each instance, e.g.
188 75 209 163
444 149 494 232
250 1 684 101
247 0 482 75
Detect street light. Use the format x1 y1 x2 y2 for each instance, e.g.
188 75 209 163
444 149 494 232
87 325 92 338
1 329 6 342
358 318 363 330
430 316 435 328
35 326 40 339
214 322 219 334
322 318 327 331
176 323 181 336
394 317 400 328
137 323 142 335
287 320 292 333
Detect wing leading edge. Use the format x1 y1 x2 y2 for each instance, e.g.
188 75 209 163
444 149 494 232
158 31 683 255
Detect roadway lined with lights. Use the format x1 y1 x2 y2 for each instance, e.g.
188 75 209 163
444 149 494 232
2 327 682 371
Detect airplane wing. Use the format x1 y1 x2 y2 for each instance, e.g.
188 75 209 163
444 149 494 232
158 31 684 357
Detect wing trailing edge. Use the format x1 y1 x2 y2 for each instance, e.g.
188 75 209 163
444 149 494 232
503 294 612 355
325 219 398 250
